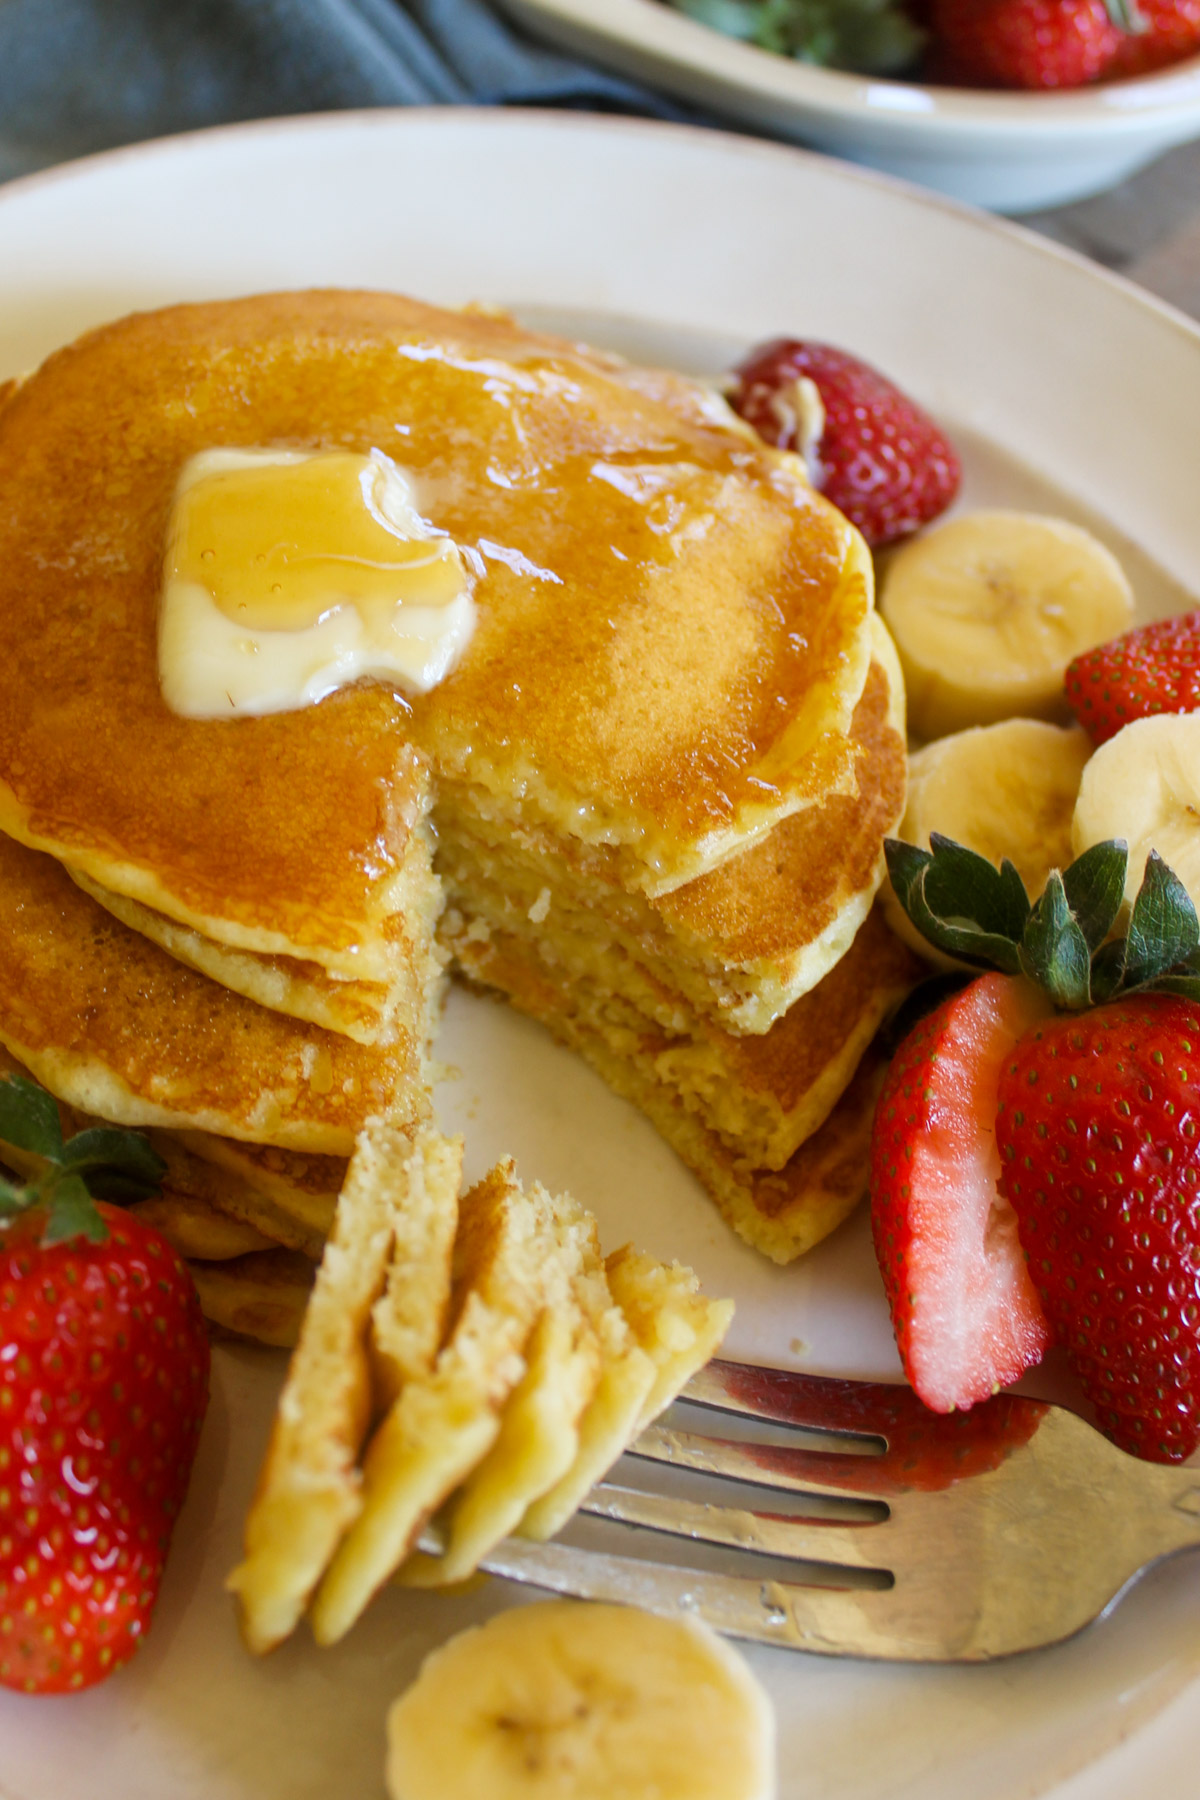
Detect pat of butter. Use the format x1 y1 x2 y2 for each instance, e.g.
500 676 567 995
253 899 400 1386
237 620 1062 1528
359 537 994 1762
159 447 475 718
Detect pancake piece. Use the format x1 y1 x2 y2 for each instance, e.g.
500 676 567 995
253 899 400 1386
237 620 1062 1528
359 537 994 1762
519 1242 730 1545
0 834 425 1153
402 1187 607 1587
190 1249 316 1348
176 1134 346 1253
604 1248 736 1430
129 1192 275 1261
71 821 446 1047
0 291 872 999
435 625 906 1040
452 903 907 1261
310 1158 548 1645
229 1119 450 1654
455 903 917 1175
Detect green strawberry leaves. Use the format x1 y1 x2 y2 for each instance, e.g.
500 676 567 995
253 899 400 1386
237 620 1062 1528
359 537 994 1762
888 836 1200 1013
0 1075 165 1244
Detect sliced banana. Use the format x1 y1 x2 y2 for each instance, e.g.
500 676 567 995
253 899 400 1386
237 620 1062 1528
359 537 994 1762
385 1601 776 1800
1072 712 1200 907
883 718 1092 965
880 510 1134 741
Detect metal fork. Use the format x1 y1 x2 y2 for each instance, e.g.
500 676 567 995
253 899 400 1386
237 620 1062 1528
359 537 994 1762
429 1359 1200 1662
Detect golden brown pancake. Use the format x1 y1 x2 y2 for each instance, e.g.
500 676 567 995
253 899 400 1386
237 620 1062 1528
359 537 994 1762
454 904 918 1172
0 291 872 995
449 904 915 1261
437 627 907 1039
0 833 425 1153
70 847 446 1048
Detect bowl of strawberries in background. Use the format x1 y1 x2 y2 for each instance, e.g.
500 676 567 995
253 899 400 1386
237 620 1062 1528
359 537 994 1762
497 0 1200 210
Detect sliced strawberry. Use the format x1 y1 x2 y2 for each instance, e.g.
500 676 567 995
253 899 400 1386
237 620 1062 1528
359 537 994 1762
1064 608 1200 746
871 973 1054 1412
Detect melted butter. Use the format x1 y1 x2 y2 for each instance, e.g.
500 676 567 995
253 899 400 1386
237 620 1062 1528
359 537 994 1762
159 448 475 719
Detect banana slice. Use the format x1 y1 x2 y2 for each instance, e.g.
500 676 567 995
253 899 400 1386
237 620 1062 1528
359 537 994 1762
1071 712 1200 906
385 1601 776 1800
900 719 1091 894
880 511 1134 741
883 718 1092 966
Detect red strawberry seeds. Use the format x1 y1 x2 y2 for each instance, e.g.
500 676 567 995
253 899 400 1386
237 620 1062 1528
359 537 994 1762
1064 608 1200 746
997 996 1200 1462
0 1204 209 1692
729 338 961 549
871 974 1053 1413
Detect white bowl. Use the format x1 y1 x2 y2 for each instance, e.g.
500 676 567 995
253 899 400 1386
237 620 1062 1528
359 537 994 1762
499 0 1200 211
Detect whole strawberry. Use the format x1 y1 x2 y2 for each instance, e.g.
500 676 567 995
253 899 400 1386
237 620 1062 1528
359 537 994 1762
728 338 961 548
1111 0 1200 73
996 996 1200 1461
929 0 1124 87
0 1080 208 1693
1065 608 1200 745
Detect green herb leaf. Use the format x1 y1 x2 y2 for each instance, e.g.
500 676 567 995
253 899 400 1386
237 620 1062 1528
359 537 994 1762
40 1171 107 1247
1060 840 1127 953
1123 851 1200 991
1019 872 1093 1010
0 1075 64 1163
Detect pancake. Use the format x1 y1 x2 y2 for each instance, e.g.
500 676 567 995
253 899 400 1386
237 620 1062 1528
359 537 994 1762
71 835 446 1047
0 832 426 1154
435 623 907 1040
129 1192 276 1261
309 1157 549 1645
449 897 904 1261
176 1133 346 1251
191 1249 316 1349
453 903 920 1174
0 291 872 999
229 1119 452 1654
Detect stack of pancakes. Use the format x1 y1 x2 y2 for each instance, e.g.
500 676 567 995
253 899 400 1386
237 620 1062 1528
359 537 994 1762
0 289 917 1294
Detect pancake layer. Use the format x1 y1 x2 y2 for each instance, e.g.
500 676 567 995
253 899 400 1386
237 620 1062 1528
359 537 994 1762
0 291 873 994
0 833 426 1152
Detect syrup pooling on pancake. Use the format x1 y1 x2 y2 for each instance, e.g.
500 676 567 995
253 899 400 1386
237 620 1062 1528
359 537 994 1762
0 291 872 981
160 448 475 718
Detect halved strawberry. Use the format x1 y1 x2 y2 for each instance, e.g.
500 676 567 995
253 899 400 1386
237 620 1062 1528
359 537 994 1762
870 972 1054 1412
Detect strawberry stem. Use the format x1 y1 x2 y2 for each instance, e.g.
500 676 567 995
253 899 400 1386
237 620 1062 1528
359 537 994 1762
886 837 1200 1012
0 1075 166 1244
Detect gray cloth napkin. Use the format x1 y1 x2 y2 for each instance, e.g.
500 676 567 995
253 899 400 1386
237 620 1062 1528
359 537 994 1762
0 0 686 184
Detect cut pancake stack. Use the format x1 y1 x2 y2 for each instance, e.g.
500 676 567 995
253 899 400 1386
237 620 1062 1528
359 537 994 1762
0 287 917 1332
229 1121 733 1653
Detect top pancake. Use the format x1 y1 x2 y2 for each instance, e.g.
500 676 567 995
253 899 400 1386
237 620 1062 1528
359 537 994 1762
0 291 871 973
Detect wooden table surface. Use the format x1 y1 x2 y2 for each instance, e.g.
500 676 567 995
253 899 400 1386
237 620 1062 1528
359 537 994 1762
1026 136 1200 320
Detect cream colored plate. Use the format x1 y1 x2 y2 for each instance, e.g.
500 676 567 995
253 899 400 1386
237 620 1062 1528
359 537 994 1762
1 109 1199 1800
